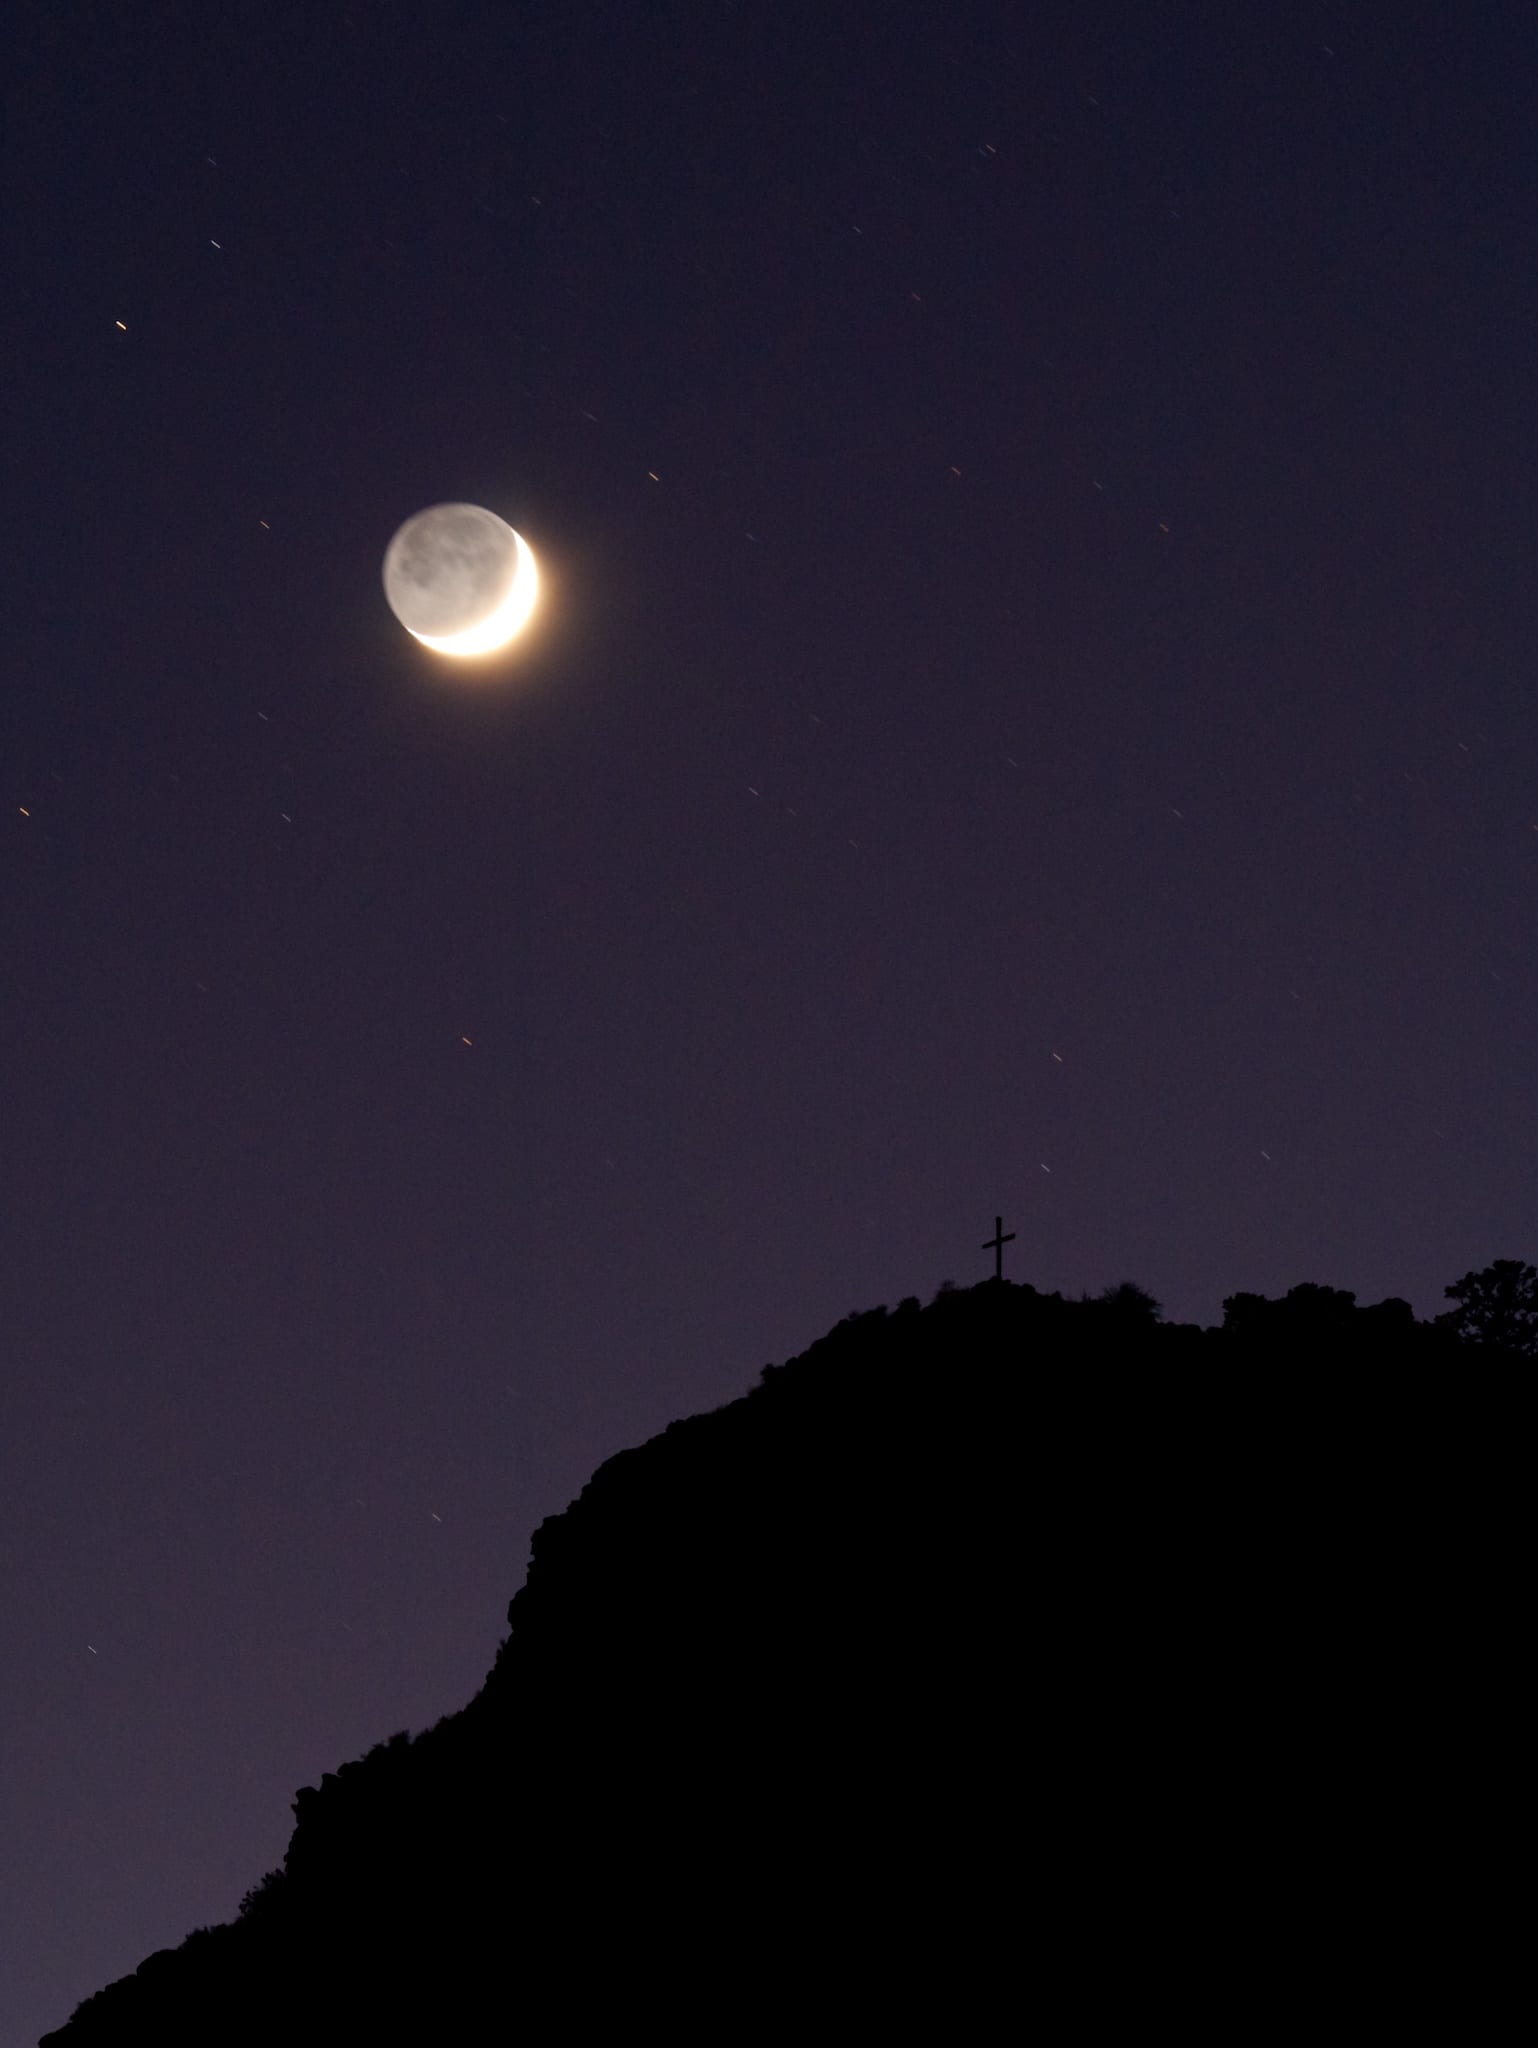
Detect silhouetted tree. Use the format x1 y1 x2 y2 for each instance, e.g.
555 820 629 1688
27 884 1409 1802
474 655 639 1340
1222 1282 1358 1345
1357 1296 1417 1341
1096 1281 1162 1322
1441 1260 1538 1355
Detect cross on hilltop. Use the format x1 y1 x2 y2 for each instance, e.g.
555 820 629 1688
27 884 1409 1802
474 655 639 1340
981 1216 1015 1282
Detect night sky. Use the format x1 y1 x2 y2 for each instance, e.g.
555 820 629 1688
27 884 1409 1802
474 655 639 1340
6 4 1536 2037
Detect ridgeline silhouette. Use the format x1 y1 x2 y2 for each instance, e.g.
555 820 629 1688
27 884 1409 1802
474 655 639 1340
43 1268 1526 2041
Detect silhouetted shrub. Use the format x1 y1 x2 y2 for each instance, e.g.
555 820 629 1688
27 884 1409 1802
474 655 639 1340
235 1870 285 1921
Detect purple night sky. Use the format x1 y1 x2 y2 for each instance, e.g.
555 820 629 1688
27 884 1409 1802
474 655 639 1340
5 4 1535 2037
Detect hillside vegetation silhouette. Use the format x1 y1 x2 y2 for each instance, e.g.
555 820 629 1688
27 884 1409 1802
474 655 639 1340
43 1267 1526 2041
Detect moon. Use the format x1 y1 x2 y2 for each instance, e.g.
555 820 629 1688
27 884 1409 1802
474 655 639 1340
382 503 538 656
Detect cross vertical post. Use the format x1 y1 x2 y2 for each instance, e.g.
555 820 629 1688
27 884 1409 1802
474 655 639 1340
982 1215 1015 1282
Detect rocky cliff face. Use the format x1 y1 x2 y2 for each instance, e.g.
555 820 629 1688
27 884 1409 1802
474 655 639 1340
43 1282 1505 2042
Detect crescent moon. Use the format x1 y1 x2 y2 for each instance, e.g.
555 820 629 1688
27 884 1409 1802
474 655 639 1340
408 530 539 657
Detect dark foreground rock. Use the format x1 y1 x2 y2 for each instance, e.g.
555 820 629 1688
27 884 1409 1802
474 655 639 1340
44 1282 1515 2041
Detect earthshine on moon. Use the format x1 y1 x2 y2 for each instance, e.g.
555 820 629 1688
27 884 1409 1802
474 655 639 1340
382 503 538 656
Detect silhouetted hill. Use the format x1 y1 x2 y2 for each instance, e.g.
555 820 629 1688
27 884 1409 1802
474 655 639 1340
43 1280 1518 2041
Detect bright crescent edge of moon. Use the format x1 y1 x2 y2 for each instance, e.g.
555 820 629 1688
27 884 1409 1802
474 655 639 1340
410 530 539 656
